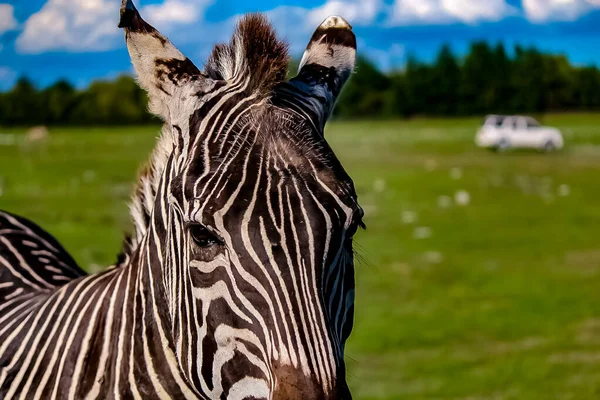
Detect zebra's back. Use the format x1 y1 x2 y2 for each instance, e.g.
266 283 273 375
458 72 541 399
0 210 86 303
0 266 127 399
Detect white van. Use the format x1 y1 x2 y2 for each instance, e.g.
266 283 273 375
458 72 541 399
476 115 564 151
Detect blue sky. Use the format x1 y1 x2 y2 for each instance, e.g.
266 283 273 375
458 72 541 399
1 0 600 90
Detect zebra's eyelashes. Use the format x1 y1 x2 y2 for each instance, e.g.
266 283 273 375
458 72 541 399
187 223 224 262
188 224 222 248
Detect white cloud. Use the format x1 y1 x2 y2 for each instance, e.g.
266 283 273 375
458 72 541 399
143 0 211 27
0 4 17 34
305 0 383 27
443 0 512 23
522 0 600 22
267 0 382 32
390 0 515 25
15 0 211 54
16 0 119 54
262 0 383 55
204 1 395 66
15 0 600 59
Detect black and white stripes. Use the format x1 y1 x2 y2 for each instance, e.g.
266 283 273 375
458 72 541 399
0 2 361 399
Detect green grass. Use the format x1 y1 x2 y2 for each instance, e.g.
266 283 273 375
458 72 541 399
2 114 600 399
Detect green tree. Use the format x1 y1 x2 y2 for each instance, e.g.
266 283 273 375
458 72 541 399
3 43 600 125
3 77 40 125
40 80 76 124
336 56 391 118
430 45 461 115
402 55 433 116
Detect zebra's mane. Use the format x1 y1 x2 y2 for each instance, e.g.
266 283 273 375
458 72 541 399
120 15 290 264
121 134 168 265
205 14 290 94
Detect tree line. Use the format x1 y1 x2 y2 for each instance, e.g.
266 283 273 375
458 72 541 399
2 42 600 126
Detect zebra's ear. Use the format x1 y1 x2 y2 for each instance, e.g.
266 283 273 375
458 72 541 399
288 16 356 127
119 0 207 119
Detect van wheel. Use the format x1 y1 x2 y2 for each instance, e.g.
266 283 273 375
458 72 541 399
543 141 556 152
496 138 510 152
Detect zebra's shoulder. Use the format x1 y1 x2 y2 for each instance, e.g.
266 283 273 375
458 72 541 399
0 210 87 302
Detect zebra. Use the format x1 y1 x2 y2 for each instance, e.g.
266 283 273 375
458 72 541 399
0 1 364 398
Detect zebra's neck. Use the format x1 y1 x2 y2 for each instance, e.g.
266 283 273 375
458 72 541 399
118 239 205 398
125 165 212 394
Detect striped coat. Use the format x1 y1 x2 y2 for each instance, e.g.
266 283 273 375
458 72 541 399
0 1 363 399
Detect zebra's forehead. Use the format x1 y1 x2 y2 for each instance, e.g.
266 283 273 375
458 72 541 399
184 106 354 193
174 109 358 222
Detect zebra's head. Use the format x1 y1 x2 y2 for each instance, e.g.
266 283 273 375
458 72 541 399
120 1 362 398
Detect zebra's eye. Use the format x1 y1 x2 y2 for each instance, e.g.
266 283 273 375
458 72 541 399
189 224 221 248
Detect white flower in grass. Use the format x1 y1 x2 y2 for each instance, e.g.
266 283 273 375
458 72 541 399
425 159 437 171
558 184 571 197
424 251 443 264
515 175 533 194
455 190 471 206
413 226 432 239
83 170 97 183
373 179 386 193
538 177 553 197
450 167 463 180
437 195 452 209
401 210 418 224
391 262 411 276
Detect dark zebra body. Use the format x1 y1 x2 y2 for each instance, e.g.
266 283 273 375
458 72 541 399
0 2 362 399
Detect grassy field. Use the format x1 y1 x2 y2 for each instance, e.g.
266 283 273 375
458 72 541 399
2 114 600 399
